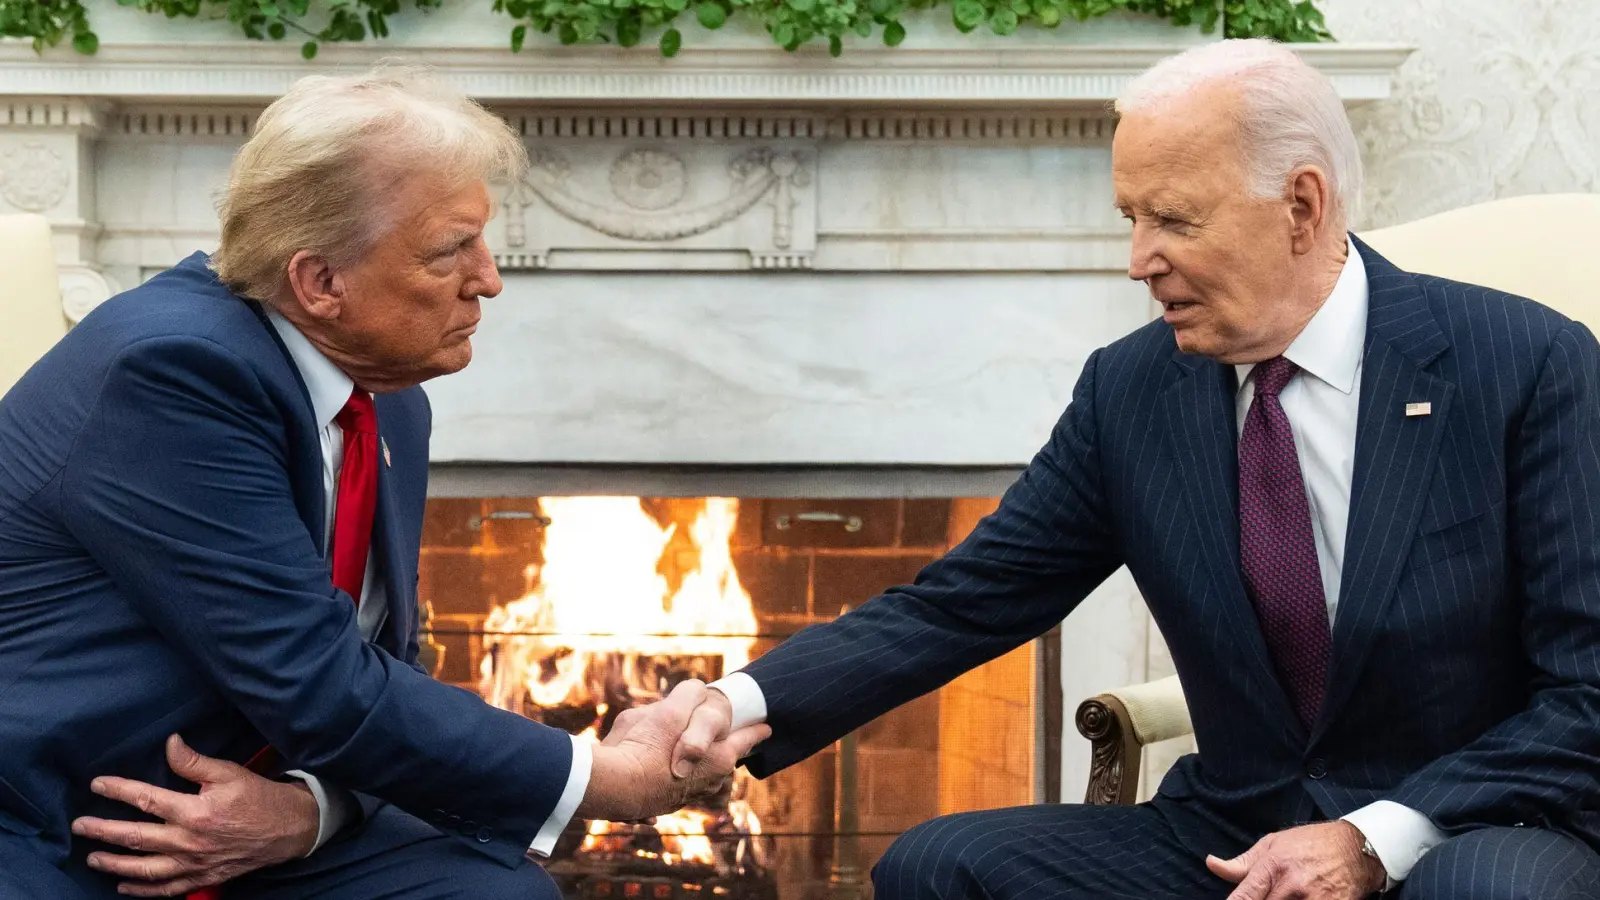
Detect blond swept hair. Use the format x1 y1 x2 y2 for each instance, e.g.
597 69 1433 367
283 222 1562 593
1116 39 1364 229
211 65 528 302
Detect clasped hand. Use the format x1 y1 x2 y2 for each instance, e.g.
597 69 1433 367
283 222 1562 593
578 679 768 822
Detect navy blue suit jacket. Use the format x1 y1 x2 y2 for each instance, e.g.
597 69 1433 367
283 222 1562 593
742 238 1600 848
0 254 572 884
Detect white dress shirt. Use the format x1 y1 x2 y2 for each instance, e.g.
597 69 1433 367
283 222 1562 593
712 240 1446 886
266 309 589 856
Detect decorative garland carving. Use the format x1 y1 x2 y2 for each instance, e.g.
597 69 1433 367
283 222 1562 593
507 145 808 246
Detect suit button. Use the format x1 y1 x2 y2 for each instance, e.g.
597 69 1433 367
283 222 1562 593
445 815 461 828
477 826 494 843
1307 758 1329 779
462 820 478 835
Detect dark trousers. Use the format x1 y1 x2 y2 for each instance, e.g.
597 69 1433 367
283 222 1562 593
871 802 1600 900
231 804 561 900
0 806 561 900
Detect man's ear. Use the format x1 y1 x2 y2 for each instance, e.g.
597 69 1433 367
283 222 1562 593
284 250 346 321
1285 165 1334 255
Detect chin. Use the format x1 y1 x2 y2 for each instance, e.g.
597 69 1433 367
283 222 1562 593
439 343 474 375
1171 328 1214 358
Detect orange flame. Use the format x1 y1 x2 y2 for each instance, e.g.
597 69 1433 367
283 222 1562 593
479 497 762 867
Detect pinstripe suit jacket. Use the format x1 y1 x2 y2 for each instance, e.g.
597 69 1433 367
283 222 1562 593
741 237 1600 847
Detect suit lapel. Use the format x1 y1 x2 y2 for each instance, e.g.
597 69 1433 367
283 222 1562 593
371 396 416 656
1164 353 1304 736
1314 239 1454 739
242 296 327 545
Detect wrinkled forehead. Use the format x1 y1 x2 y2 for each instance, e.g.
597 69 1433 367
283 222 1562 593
1111 102 1246 210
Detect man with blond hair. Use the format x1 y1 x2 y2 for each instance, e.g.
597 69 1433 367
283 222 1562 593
669 39 1600 899
0 69 764 899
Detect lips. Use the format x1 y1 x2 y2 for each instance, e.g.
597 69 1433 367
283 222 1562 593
1159 299 1200 324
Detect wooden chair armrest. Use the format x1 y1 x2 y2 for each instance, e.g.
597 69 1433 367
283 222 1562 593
1075 675 1192 805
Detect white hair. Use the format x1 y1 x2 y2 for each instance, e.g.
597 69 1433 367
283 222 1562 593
212 65 528 302
1115 39 1363 228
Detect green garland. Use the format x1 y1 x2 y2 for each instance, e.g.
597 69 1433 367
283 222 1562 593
1 0 1329 60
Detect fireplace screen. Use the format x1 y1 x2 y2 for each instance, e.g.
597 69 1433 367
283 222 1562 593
420 495 1040 899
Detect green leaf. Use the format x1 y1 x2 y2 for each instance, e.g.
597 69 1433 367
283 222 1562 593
952 0 984 28
853 17 872 36
882 18 904 44
617 14 643 44
828 33 842 55
71 30 99 54
301 40 318 59
990 6 1017 33
772 22 795 46
695 1 726 28
558 21 578 42
511 23 527 49
659 26 682 55
788 0 816 11
664 0 689 11
1035 4 1060 26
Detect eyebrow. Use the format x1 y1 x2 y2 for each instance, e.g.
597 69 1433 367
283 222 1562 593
427 228 479 254
1112 198 1199 220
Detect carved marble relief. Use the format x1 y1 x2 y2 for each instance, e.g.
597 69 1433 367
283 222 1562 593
0 142 71 213
496 141 815 271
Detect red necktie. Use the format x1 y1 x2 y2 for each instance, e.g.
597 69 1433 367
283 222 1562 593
1238 357 1333 727
188 390 378 900
330 388 378 605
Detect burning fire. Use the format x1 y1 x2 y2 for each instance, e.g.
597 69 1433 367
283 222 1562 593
479 497 765 871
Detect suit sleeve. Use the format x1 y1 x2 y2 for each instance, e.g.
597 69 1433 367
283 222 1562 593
1386 321 1600 830
58 336 572 867
739 349 1124 776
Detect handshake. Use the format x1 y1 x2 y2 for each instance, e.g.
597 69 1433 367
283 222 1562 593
576 680 771 822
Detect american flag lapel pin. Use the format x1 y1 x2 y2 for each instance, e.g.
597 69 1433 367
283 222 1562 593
1405 402 1432 417
382 437 392 467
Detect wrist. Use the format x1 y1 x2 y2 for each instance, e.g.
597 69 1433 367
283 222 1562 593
1343 821 1388 892
281 781 320 860
576 745 641 822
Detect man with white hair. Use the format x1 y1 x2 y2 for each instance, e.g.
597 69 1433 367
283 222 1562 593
0 69 765 899
669 39 1600 898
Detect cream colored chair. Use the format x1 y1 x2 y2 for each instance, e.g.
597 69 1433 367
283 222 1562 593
1076 193 1600 805
0 214 67 397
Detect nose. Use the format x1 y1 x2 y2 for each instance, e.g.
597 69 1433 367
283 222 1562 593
1127 224 1172 283
465 236 503 300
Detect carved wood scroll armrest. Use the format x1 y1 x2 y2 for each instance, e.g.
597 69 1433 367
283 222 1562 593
1075 675 1192 806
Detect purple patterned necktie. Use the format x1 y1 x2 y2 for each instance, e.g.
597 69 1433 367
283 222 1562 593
1239 356 1332 728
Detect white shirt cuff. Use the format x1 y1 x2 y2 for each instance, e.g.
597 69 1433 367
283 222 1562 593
1342 800 1448 888
709 671 769 731
284 770 358 856
529 734 592 857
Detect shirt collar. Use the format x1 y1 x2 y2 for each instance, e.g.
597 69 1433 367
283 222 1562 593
265 306 355 431
1236 238 1368 395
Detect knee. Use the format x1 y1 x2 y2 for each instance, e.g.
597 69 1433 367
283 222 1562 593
1399 828 1590 900
872 814 992 900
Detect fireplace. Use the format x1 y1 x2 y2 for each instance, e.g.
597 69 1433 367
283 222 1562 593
418 490 1043 899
